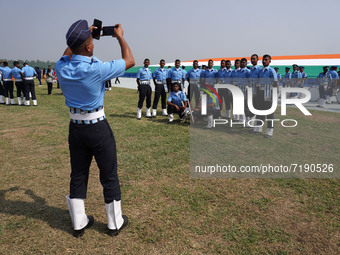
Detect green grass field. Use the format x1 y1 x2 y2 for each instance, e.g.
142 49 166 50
0 81 339 255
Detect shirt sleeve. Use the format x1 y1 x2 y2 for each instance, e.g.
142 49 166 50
136 69 142 79
181 92 187 101
100 59 126 82
152 70 156 78
167 93 173 102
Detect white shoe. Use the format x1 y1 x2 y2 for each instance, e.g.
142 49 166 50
25 100 30 106
206 115 213 129
10 98 16 105
33 100 38 106
152 109 157 117
168 114 174 123
317 98 326 108
105 200 124 231
146 108 152 118
250 126 263 133
17 97 22 105
66 196 89 231
162 109 168 116
265 128 274 138
225 110 230 118
137 108 142 119
0 95 4 104
5 97 9 105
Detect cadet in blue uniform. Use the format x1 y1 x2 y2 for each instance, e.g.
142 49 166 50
231 59 241 85
200 59 218 86
0 61 15 105
283 67 291 87
136 59 153 119
216 60 227 83
238 58 250 123
167 59 186 91
167 82 187 123
11 61 25 105
274 67 281 82
250 54 278 138
55 20 134 237
186 60 202 106
21 63 38 106
327 66 338 103
290 64 301 98
316 66 332 107
182 65 187 92
248 54 262 122
152 59 168 117
0 69 3 104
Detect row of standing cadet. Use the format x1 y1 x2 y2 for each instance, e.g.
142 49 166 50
0 60 57 105
135 55 339 138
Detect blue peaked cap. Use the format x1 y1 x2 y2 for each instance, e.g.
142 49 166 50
66 20 91 49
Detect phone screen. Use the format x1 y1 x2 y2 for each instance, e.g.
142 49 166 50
102 26 117 36
92 19 102 40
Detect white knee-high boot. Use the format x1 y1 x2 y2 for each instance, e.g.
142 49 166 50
105 200 128 236
66 195 89 230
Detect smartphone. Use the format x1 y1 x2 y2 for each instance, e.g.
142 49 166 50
92 19 102 40
102 25 118 36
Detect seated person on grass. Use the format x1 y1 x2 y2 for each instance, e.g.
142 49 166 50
167 82 188 123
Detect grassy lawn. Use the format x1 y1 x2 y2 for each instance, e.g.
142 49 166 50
0 81 339 254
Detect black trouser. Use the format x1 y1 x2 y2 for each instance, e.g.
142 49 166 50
69 119 121 203
24 80 36 100
0 81 3 96
188 82 200 106
3 81 14 99
167 105 185 117
47 82 53 95
37 77 42 85
105 80 112 88
115 78 120 84
245 88 256 118
225 90 233 111
15 81 24 98
319 85 326 99
255 89 274 129
138 84 151 109
152 83 167 109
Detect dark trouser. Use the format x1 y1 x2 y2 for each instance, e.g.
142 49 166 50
319 85 326 99
15 81 24 98
188 82 200 106
37 77 42 85
138 84 151 109
3 81 14 99
115 78 120 84
152 83 167 109
105 80 112 88
24 80 37 100
255 89 274 129
327 85 333 97
245 88 257 118
167 105 185 117
47 82 53 95
69 119 121 203
225 90 233 111
0 81 3 96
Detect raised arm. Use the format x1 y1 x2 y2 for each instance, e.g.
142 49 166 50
114 24 135 70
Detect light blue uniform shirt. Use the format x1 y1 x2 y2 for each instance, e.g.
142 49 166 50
200 68 218 79
284 72 292 79
237 67 250 85
258 66 278 84
168 68 186 81
207 92 220 109
11 67 23 80
186 68 202 82
152 67 168 81
21 65 37 77
317 72 332 86
329 70 339 79
276 73 282 80
216 68 227 83
55 55 126 110
0 66 12 79
137 67 152 81
249 65 261 79
223 68 233 83
167 91 187 106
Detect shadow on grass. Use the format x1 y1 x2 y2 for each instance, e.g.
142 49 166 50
0 187 108 237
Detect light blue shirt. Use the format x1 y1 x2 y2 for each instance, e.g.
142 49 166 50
237 67 250 85
152 67 168 81
258 66 278 84
329 70 339 79
136 67 152 81
216 68 227 79
21 65 37 78
168 68 186 81
11 66 23 80
186 68 202 82
200 68 218 79
167 91 187 106
55 55 126 110
223 68 233 83
284 72 292 79
0 66 12 79
249 65 261 79
317 72 332 86
292 70 302 79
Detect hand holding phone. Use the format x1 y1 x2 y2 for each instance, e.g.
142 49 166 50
102 25 119 36
92 19 102 40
